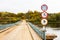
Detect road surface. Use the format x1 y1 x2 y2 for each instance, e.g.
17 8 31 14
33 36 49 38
0 20 42 40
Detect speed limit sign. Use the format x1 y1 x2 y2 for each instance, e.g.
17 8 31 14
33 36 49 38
41 12 48 18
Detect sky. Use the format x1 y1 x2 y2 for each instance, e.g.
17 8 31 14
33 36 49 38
0 0 60 13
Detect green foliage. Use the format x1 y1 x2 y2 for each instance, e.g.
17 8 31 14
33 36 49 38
0 12 19 24
25 11 60 27
0 11 60 27
17 13 26 19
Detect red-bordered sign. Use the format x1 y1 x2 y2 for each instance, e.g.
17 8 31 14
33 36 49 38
41 4 48 12
41 12 48 18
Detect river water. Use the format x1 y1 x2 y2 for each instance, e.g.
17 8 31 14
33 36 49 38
46 27 60 40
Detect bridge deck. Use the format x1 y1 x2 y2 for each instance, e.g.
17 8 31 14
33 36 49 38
0 20 42 40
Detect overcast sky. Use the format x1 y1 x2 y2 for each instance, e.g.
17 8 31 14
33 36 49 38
0 0 60 13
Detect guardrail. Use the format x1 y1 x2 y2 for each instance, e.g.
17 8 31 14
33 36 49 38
28 22 45 40
0 21 21 30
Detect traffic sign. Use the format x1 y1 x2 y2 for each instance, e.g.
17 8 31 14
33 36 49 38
41 4 48 40
41 4 48 12
41 19 48 25
41 12 48 18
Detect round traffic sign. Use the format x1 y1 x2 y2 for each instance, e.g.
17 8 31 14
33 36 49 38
41 12 48 18
41 4 48 12
41 19 48 25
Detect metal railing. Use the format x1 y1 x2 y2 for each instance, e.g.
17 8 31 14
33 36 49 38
28 22 45 40
0 21 21 30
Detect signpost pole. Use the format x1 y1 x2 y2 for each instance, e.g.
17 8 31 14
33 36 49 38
41 4 48 40
43 26 46 40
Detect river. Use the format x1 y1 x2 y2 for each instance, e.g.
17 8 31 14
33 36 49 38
46 27 60 40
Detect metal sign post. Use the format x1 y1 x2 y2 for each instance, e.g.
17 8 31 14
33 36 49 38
41 4 48 40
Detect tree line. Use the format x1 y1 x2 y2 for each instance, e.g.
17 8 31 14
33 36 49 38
0 11 60 27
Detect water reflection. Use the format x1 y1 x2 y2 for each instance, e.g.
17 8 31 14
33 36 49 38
46 27 60 40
